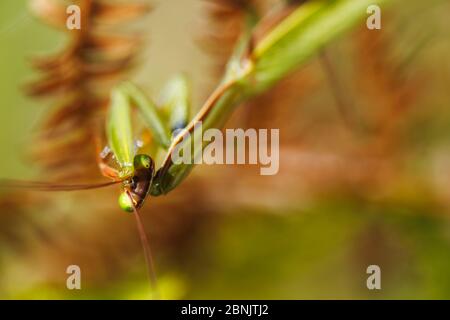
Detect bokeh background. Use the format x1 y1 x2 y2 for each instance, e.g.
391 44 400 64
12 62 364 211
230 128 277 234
1 0 450 299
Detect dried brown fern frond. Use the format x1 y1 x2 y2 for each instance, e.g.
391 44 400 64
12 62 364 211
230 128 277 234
26 0 151 181
198 0 311 75
197 0 264 75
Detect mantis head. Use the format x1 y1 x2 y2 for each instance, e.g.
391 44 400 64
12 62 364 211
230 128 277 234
118 154 155 212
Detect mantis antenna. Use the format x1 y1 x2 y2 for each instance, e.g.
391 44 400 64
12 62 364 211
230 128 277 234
126 190 159 300
0 179 121 191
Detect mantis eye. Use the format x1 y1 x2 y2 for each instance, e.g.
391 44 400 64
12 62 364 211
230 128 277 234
133 154 153 170
118 191 134 212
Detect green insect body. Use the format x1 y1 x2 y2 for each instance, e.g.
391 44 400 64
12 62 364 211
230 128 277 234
102 0 387 212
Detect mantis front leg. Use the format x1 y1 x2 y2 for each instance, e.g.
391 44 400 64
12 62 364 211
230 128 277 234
118 82 172 149
100 82 167 180
101 76 192 180
158 74 191 134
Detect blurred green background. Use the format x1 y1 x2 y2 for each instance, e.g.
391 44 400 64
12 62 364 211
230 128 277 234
1 0 450 299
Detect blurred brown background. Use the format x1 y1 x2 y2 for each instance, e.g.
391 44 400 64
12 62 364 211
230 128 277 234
1 0 450 299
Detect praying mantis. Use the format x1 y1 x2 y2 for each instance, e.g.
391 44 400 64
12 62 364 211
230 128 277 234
0 0 386 297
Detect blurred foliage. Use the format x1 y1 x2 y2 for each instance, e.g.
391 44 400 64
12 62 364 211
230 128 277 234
1 0 450 300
